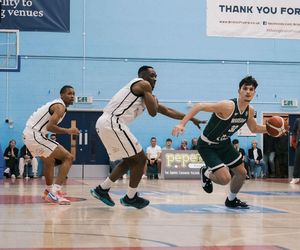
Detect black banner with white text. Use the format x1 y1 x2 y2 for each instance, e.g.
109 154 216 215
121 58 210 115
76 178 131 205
0 0 70 32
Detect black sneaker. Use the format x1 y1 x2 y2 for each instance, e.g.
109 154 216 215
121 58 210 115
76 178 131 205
225 197 249 209
3 172 11 178
200 166 213 193
90 185 115 207
120 193 150 209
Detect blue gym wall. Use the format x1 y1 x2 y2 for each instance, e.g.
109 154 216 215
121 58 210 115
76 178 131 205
0 0 300 153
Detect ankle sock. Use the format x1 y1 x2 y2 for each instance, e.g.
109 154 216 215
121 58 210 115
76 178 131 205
52 184 62 193
127 187 137 199
228 191 237 201
100 177 114 190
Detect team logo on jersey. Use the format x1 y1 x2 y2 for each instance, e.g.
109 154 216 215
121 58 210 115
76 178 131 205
216 134 229 141
231 118 246 123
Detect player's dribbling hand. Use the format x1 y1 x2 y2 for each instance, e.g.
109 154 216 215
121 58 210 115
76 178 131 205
172 124 185 136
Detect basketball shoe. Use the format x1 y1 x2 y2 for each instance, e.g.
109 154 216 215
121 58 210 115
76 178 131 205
90 185 115 206
45 191 71 205
290 178 300 184
120 193 149 209
199 166 213 193
225 197 249 209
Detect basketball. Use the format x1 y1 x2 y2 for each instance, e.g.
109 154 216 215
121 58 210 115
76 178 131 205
266 116 286 137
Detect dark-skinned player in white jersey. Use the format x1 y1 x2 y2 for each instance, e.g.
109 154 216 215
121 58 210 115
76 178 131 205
90 66 205 209
23 86 80 205
173 76 274 208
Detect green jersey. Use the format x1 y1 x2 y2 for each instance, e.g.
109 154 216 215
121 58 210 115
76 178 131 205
202 98 249 144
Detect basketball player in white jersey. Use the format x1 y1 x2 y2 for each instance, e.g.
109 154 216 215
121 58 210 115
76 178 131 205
90 66 203 209
23 85 80 205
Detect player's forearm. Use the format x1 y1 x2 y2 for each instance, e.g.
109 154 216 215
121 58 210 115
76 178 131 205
178 104 202 127
250 124 267 134
166 109 186 120
157 105 184 120
46 124 70 135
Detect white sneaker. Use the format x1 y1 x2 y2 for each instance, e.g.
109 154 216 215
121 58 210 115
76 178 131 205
290 178 300 184
4 168 10 174
142 174 147 179
11 174 16 179
45 191 71 205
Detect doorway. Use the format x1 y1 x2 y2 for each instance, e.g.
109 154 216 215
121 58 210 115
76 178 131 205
263 113 290 178
288 114 300 179
57 109 109 178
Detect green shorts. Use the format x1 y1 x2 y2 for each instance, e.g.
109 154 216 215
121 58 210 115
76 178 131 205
197 138 242 171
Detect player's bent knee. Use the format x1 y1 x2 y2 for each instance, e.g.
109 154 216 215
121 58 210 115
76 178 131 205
217 174 231 185
62 152 73 164
67 154 74 163
124 151 147 168
238 171 247 180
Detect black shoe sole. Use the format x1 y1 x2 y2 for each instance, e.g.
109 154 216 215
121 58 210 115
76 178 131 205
225 199 249 209
225 205 250 209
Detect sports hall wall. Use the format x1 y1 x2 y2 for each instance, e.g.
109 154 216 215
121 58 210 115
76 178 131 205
0 0 300 151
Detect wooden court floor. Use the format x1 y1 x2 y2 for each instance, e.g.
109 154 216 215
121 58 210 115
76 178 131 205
0 177 299 250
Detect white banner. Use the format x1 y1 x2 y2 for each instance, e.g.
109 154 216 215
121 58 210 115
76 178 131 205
207 0 300 39
161 150 205 179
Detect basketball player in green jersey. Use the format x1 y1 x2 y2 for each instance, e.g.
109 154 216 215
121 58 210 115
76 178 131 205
172 76 268 208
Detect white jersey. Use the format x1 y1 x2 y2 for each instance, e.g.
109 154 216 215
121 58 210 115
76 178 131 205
96 78 146 160
25 98 66 135
146 145 162 159
103 78 145 124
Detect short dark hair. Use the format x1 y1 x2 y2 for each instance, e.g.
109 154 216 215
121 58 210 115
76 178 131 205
9 139 16 145
239 76 258 89
138 65 153 76
60 85 74 94
232 139 239 144
150 136 156 141
166 138 172 142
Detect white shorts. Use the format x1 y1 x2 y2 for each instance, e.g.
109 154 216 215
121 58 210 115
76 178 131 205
23 127 59 158
96 115 143 161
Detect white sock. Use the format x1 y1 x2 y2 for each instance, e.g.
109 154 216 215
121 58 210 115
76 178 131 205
100 177 114 190
228 191 237 201
46 185 52 191
52 184 62 193
204 169 212 179
127 187 137 199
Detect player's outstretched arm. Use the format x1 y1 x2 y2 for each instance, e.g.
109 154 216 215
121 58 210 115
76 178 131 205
158 104 205 129
171 101 230 136
171 103 204 136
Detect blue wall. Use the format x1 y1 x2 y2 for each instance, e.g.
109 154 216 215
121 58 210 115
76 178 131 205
0 0 300 152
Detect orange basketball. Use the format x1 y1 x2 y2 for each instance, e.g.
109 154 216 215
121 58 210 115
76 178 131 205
266 116 286 137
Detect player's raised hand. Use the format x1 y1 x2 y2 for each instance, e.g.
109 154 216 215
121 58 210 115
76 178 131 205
172 124 185 136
